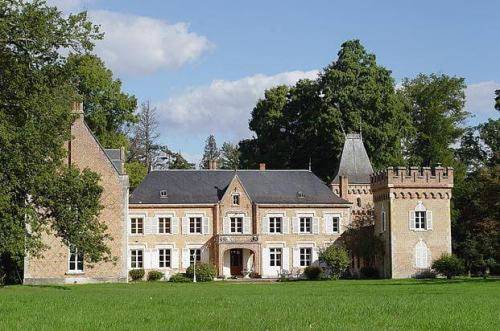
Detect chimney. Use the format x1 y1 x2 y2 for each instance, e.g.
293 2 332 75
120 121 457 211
71 101 84 115
208 159 218 170
259 163 266 171
339 175 349 198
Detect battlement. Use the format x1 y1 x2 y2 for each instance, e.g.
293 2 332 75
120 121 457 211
371 166 454 190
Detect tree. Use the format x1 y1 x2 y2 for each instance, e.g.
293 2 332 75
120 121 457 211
495 90 500 111
220 142 240 169
124 161 148 191
319 245 350 279
200 135 220 169
65 54 137 148
158 147 195 170
0 0 108 282
432 254 465 279
128 101 160 171
400 74 469 166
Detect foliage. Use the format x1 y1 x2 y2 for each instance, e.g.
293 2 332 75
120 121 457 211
129 269 145 281
159 146 195 170
414 270 437 279
319 245 350 279
360 266 379 279
200 135 220 169
432 254 465 279
147 270 164 281
168 273 192 283
495 90 500 111
65 54 137 148
340 214 384 266
303 265 323 280
400 73 468 166
125 161 148 191
219 142 240 169
185 263 216 282
128 101 160 170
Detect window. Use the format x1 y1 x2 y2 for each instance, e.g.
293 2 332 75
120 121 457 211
299 217 312 233
415 241 428 268
189 249 201 265
230 217 243 233
415 211 426 229
357 197 362 207
130 249 143 269
158 217 171 234
130 217 144 234
269 248 282 267
68 246 83 272
232 194 240 206
159 190 167 198
299 248 312 267
189 217 202 234
158 248 171 268
381 211 386 232
269 217 282 234
332 217 340 233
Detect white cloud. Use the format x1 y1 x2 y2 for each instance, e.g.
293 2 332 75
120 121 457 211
89 10 213 76
465 81 500 124
157 70 319 141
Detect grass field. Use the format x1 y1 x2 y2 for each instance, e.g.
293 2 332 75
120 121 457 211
0 279 498 330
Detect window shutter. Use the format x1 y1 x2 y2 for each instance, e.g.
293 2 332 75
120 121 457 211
426 211 433 230
292 248 300 267
262 248 269 276
243 217 251 234
312 247 319 265
282 247 290 271
144 249 152 269
338 216 342 233
261 217 268 234
181 248 190 268
182 217 189 235
202 217 210 234
409 211 416 230
223 217 230 234
151 249 159 269
325 216 332 234
171 248 179 269
292 217 299 234
313 217 320 234
144 218 151 234
151 217 158 234
282 217 289 234
171 217 179 234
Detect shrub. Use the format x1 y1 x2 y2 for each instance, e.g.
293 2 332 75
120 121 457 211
147 270 164 281
129 268 145 281
185 263 216 282
360 266 379 279
169 273 192 283
304 265 323 280
319 245 350 279
414 270 437 279
432 254 465 279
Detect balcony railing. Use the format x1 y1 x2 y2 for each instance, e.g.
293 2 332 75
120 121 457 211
216 234 259 244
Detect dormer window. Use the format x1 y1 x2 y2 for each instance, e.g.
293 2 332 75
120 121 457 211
160 190 167 198
232 193 240 206
297 191 305 199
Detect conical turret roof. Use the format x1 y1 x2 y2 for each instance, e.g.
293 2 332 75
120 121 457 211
332 133 374 184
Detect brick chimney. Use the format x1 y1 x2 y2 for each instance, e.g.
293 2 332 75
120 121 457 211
208 159 218 170
259 163 266 171
339 175 349 198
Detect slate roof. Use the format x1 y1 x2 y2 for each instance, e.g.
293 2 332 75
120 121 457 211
331 133 374 184
129 170 349 205
104 149 124 174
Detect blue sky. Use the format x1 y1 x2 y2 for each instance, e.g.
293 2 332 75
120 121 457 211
51 0 500 163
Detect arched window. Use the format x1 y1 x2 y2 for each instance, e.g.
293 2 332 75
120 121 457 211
356 197 362 207
415 241 429 268
409 201 433 231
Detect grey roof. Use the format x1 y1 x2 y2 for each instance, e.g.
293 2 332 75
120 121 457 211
104 149 124 174
130 170 349 205
332 133 374 184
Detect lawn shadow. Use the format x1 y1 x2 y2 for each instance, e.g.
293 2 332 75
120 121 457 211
24 284 72 290
369 278 499 286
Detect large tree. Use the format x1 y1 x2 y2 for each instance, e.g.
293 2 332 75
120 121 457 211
220 142 240 170
0 0 110 282
200 135 220 169
128 100 160 171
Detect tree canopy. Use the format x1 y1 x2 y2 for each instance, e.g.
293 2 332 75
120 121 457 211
200 135 220 169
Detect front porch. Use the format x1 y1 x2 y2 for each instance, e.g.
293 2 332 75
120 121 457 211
216 234 261 278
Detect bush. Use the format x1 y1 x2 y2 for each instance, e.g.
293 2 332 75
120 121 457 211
360 266 379 279
319 245 350 279
414 270 437 279
432 254 465 279
304 265 323 280
147 270 164 281
169 273 192 283
129 268 145 281
185 263 216 282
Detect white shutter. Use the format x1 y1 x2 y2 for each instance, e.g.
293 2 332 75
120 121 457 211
243 217 251 234
261 217 269 234
292 217 299 234
182 217 189 235
151 249 158 269
151 217 158 234
144 218 151 234
144 249 152 269
409 211 416 230
171 248 179 269
182 248 190 268
282 247 290 271
292 248 300 267
312 247 319 265
223 217 230 234
171 217 179 234
313 217 320 234
282 217 289 234
202 217 210 234
262 248 269 276
426 211 433 230
325 216 333 234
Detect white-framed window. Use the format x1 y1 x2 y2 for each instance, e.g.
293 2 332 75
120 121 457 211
230 216 243 233
130 249 143 269
158 217 171 234
68 246 84 273
381 211 386 232
269 248 282 267
130 217 144 235
189 217 202 234
409 202 433 231
415 211 426 229
269 217 282 234
332 217 340 233
190 248 201 265
415 241 429 268
299 247 312 267
232 193 240 206
299 217 312 234
158 248 171 268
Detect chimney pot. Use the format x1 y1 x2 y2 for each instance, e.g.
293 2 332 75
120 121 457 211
259 163 266 171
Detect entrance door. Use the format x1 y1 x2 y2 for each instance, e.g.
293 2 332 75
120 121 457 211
230 249 243 276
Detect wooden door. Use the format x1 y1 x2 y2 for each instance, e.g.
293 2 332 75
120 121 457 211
230 249 243 276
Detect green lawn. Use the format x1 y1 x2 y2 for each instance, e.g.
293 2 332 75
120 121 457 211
0 279 498 330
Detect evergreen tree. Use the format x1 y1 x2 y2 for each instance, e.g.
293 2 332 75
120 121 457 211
220 142 240 169
200 135 220 169
128 101 160 171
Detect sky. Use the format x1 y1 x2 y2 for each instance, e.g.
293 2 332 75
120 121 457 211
49 0 500 164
